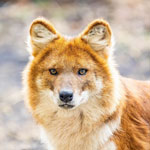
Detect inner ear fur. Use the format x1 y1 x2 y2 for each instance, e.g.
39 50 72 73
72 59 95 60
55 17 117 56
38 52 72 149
81 19 112 52
29 18 59 56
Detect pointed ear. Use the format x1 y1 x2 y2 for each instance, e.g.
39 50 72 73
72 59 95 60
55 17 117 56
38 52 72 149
81 19 113 54
28 18 59 56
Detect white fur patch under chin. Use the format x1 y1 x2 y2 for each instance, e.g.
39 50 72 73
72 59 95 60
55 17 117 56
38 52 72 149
98 116 120 147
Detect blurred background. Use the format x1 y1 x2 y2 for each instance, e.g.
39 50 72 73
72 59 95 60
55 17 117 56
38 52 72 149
0 0 149 149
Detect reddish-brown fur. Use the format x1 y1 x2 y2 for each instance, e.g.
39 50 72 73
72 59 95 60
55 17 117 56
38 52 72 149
23 18 150 150
113 78 150 150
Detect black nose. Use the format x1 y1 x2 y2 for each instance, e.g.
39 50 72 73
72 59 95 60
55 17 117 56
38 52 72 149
59 91 73 103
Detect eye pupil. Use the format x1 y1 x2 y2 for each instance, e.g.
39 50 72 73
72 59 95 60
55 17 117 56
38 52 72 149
78 69 87 75
49 69 58 75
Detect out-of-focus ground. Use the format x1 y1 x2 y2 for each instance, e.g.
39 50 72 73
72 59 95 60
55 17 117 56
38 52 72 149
0 0 150 149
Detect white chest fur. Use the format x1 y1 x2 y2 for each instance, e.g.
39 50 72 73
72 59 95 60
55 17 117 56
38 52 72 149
40 116 120 150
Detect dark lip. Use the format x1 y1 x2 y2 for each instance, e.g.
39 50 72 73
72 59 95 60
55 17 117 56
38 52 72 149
59 104 74 109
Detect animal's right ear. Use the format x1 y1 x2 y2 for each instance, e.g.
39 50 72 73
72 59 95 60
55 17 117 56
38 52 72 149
28 18 59 56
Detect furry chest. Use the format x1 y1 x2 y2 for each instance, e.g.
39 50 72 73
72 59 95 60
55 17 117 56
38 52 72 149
41 117 119 150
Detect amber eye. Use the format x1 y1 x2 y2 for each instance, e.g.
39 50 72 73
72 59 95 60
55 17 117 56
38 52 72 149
78 68 88 75
49 69 58 75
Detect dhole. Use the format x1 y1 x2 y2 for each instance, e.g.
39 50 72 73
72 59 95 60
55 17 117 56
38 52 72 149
23 18 150 150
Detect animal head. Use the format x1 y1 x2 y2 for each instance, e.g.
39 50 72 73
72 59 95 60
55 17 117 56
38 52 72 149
24 18 120 121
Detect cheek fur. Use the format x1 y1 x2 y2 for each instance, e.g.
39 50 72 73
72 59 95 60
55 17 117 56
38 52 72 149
41 71 57 91
82 80 95 91
81 74 103 94
80 91 89 104
46 80 54 91
38 77 54 91
95 77 103 93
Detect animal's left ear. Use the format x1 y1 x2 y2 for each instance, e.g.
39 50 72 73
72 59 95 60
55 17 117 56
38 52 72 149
81 19 113 55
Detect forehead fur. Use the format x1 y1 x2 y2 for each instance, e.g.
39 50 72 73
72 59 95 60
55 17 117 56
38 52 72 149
31 36 110 73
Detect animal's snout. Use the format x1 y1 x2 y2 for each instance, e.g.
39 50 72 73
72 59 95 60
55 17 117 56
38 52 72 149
59 91 73 103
